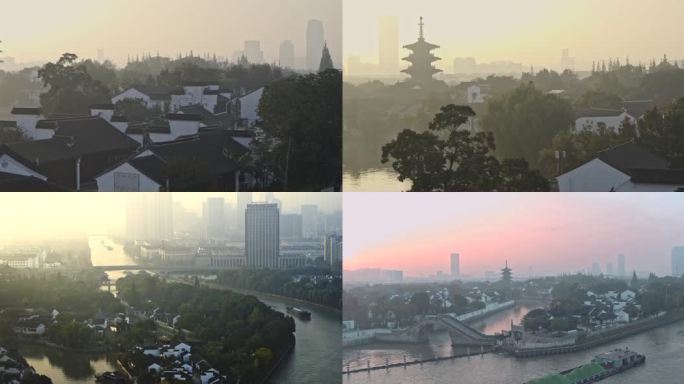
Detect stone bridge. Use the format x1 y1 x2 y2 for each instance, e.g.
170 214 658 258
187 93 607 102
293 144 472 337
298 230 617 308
376 314 498 347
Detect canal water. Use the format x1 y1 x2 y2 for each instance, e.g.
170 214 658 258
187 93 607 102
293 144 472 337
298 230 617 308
342 304 684 384
342 303 536 370
20 235 132 383
343 169 410 192
22 235 342 384
245 291 342 384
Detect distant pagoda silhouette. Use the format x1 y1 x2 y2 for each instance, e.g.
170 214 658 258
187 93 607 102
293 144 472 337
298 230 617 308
401 17 442 87
501 260 513 284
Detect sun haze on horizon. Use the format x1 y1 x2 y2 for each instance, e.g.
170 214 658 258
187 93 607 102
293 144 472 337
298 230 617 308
1 0 341 68
343 0 684 75
343 193 684 278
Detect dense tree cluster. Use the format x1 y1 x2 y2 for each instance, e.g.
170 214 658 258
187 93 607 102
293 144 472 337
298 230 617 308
381 104 550 191
215 269 341 309
116 273 295 383
254 69 342 191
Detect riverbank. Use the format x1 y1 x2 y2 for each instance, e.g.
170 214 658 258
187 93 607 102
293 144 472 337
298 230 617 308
343 300 515 348
509 309 684 357
200 281 342 314
16 337 110 353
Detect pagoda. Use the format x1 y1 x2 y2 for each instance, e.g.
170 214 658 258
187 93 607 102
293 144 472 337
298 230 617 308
501 260 513 284
401 17 442 87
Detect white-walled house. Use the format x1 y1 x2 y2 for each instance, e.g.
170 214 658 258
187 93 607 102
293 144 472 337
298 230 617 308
11 108 52 140
467 85 489 104
112 86 169 111
574 108 636 134
557 142 684 192
238 87 264 127
95 150 167 192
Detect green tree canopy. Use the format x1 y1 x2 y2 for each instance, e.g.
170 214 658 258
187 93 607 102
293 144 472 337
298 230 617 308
481 83 575 168
254 69 342 191
38 53 111 114
382 104 549 191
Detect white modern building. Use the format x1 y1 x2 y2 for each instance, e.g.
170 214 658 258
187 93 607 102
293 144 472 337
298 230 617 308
451 253 460 277
467 85 488 104
301 205 319 239
245 202 280 269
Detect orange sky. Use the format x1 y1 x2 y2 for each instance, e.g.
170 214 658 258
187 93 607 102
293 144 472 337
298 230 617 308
344 193 684 277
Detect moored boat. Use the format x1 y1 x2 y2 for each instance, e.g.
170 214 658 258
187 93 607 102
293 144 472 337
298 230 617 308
526 348 645 384
286 306 312 320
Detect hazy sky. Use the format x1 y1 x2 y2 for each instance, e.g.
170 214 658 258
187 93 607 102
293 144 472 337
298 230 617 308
0 192 341 240
1 0 341 67
344 0 684 72
344 193 684 277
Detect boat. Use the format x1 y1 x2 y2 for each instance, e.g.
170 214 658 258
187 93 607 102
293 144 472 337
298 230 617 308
95 371 126 384
286 306 312 320
526 348 645 384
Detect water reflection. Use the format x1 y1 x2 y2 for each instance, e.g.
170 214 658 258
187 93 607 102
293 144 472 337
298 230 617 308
19 344 117 384
343 169 410 192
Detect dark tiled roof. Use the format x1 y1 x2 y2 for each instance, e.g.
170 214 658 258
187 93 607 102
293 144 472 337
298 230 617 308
129 154 168 185
166 113 203 122
0 172 68 191
0 145 44 174
151 130 249 175
0 121 16 128
597 141 670 172
179 105 235 128
124 86 171 101
623 100 655 119
203 89 221 95
8 117 140 163
11 107 41 115
182 81 219 87
89 104 115 110
111 115 129 123
626 168 684 185
127 120 171 135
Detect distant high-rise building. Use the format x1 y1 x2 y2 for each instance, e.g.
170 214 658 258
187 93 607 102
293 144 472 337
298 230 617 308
672 246 684 276
324 234 343 272
204 197 226 239
237 192 253 235
606 262 614 276
279 40 295 68
345 268 402 284
280 214 302 239
245 203 279 269
450 253 460 276
617 254 626 276
560 49 575 71
306 19 325 71
379 16 399 74
591 262 601 275
402 17 442 87
243 40 264 64
301 205 319 239
125 194 173 242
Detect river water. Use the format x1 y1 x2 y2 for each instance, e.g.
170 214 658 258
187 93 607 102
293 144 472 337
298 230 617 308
22 235 342 384
343 169 410 192
342 304 684 384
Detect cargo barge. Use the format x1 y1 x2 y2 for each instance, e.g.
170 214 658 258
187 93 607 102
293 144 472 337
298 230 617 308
526 348 645 384
286 306 312 320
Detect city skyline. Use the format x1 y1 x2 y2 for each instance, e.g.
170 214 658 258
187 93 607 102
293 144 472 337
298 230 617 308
0 192 341 240
1 0 341 68
344 193 684 277
343 0 684 75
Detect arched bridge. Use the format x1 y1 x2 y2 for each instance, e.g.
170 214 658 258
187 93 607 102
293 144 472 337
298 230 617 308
376 314 498 347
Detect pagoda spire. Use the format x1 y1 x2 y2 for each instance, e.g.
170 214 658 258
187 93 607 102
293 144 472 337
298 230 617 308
419 16 424 40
